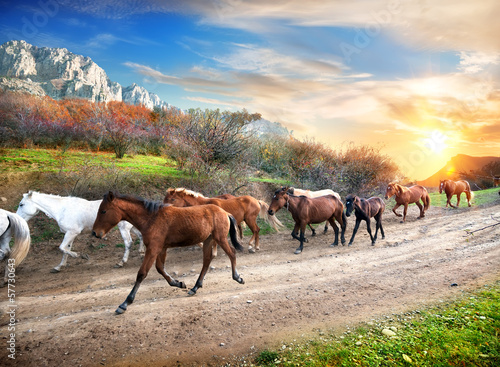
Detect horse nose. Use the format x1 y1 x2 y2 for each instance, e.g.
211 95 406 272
268 209 274 216
346 212 351 217
92 230 101 239
384 195 388 200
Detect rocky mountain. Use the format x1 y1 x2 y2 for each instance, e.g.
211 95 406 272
0 40 170 109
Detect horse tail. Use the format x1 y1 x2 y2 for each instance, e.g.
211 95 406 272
258 200 284 231
5 212 31 268
228 215 244 252
423 189 431 211
464 181 474 201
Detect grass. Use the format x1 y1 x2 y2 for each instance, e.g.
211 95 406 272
254 282 500 366
0 147 184 177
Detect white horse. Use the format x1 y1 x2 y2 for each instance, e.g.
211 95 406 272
16 191 144 272
0 208 31 286
286 187 342 235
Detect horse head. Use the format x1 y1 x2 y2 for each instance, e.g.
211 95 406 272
163 188 188 207
268 188 288 215
92 191 122 239
385 183 402 199
285 186 294 194
345 194 358 217
439 180 446 194
16 191 39 221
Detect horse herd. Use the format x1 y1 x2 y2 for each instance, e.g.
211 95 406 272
0 179 473 314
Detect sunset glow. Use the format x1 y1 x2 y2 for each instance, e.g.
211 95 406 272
1 0 499 180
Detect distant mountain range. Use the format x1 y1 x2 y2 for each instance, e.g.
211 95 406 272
417 154 500 188
0 40 171 109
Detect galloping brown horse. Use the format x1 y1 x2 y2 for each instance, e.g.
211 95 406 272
92 191 245 314
345 194 385 246
164 188 283 253
439 180 473 208
385 183 430 223
268 187 346 254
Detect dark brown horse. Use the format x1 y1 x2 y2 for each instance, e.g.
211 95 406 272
345 194 385 246
385 183 430 223
164 188 283 253
92 191 245 314
267 188 346 254
439 180 473 208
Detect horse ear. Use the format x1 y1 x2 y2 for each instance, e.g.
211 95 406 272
107 191 115 202
397 185 403 195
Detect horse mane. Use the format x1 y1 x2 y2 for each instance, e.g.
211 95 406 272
112 192 164 214
168 188 206 198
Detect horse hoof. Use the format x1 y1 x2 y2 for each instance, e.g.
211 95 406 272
311 233 316 237
304 238 309 243
179 281 186 289
114 262 124 268
346 243 352 247
400 220 405 224
115 306 126 314
81 253 89 260
248 247 256 253
238 277 245 284
187 289 197 296
50 268 60 273
294 249 302 254
331 243 340 247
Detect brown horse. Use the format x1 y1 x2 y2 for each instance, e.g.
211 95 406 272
92 191 245 314
164 188 283 253
267 187 346 254
345 194 385 246
385 183 430 223
439 179 473 208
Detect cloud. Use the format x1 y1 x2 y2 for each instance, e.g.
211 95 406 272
458 51 500 74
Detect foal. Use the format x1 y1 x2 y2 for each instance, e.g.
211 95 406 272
345 194 385 246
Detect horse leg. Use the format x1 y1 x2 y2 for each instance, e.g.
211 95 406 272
401 204 408 223
308 224 316 236
456 193 461 207
131 227 145 257
415 201 424 218
447 194 455 208
392 203 402 217
348 218 361 246
246 219 260 253
155 247 186 289
291 223 308 243
294 227 307 254
116 245 160 314
323 222 328 234
0 229 12 286
116 222 133 267
366 218 375 245
328 218 340 247
52 231 80 273
375 212 385 240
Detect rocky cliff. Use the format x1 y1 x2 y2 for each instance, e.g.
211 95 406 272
0 40 169 109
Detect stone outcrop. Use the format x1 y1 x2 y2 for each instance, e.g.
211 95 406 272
0 40 169 109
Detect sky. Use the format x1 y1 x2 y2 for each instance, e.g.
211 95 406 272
1 0 499 180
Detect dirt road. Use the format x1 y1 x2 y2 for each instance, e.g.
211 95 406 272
1 198 499 366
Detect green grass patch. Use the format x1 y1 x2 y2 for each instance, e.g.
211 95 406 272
254 282 500 366
0 148 185 178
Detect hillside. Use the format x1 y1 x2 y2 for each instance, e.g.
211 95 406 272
418 154 500 188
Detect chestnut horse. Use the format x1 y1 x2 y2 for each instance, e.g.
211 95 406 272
164 188 283 253
385 183 430 223
439 180 473 208
268 188 346 254
345 194 385 246
92 191 245 314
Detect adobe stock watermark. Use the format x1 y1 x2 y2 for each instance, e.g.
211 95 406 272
340 0 401 63
396 130 448 179
6 258 17 360
6 0 59 41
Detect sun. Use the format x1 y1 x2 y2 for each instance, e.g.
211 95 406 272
423 130 448 154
